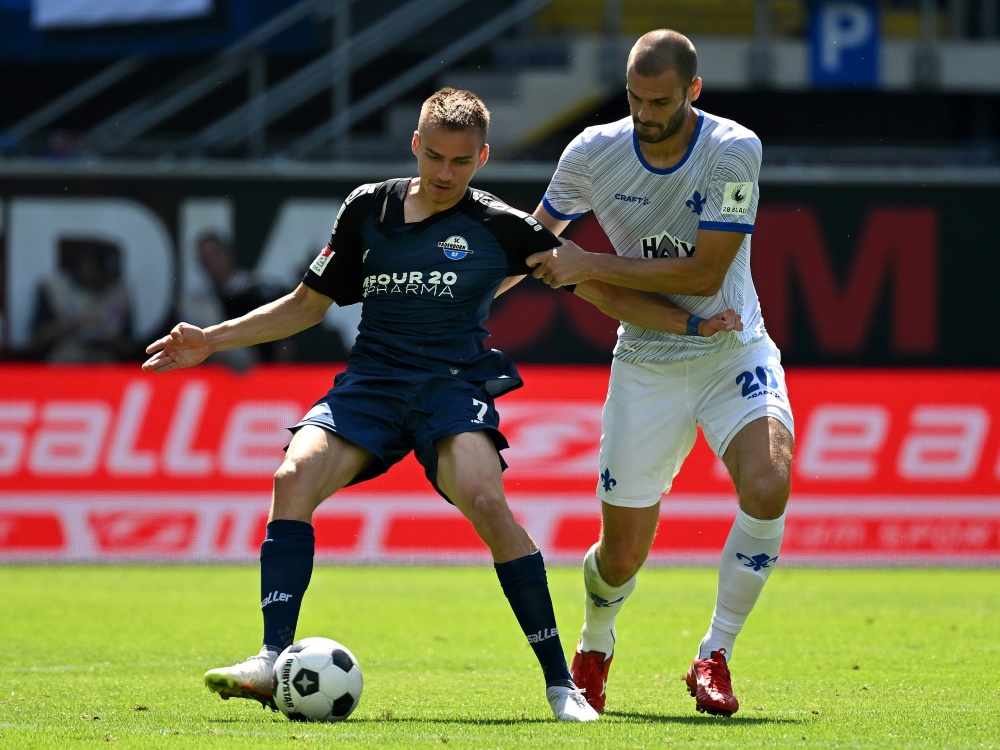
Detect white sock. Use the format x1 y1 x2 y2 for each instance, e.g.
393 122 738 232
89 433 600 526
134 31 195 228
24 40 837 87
699 510 785 661
580 542 637 656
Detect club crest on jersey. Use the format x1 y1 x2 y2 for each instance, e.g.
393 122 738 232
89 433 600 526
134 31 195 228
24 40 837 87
685 190 706 215
438 235 473 260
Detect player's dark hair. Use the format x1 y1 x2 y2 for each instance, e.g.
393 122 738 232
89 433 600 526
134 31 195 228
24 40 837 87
628 29 698 89
418 88 490 144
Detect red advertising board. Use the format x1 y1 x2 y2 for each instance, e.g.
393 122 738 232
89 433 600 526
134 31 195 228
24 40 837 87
1 365 998 564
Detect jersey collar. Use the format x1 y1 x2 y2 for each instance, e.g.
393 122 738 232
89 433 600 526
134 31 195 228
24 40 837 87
632 109 704 175
378 179 472 235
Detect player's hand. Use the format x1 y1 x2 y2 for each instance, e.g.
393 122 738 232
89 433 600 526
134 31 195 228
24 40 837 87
141 322 212 373
698 309 744 337
525 238 593 288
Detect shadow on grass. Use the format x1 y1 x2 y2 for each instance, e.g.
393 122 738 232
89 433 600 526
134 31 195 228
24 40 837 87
604 710 803 726
208 712 804 727
225 716 564 726
204 701 806 727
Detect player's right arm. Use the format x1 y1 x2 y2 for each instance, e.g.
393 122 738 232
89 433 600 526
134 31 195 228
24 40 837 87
530 202 571 238
573 279 740 336
142 283 332 374
531 203 740 336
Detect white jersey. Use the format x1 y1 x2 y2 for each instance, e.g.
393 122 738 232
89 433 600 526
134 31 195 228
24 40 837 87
543 110 766 362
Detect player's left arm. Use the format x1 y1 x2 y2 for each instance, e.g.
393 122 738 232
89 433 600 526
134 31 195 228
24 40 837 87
493 200 573 298
494 274 526 297
525 199 740 326
486 196 565 297
529 228 744 295
574 279 742 336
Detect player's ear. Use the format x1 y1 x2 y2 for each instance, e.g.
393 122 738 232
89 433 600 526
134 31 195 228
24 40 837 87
411 130 420 157
689 77 703 102
478 143 489 168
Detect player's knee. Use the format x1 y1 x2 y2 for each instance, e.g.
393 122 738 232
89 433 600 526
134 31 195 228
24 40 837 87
271 460 330 520
454 491 525 555
272 459 316 502
272 458 298 488
598 544 646 586
465 491 508 524
738 468 790 518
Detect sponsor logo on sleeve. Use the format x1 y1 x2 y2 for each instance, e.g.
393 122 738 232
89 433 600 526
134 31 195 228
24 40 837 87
310 246 334 275
721 182 753 215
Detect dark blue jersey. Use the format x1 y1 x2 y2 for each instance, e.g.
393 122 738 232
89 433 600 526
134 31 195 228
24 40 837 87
303 178 558 382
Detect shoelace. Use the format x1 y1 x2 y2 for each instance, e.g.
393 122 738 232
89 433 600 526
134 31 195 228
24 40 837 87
565 687 590 707
701 653 733 697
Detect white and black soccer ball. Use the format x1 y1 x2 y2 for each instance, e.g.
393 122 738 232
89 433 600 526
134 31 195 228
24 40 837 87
271 637 363 722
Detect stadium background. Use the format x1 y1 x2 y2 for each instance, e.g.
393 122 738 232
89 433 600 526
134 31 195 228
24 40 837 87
1 0 997 565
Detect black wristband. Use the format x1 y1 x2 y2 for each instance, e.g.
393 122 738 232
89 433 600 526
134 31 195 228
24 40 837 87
686 315 705 336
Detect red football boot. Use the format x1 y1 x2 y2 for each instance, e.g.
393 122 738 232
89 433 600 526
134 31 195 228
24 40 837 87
569 642 613 713
685 648 739 716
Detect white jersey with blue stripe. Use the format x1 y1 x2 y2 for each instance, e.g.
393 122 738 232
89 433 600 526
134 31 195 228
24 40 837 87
542 109 766 362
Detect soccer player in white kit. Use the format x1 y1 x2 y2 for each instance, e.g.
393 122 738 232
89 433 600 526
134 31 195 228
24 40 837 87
527 29 795 717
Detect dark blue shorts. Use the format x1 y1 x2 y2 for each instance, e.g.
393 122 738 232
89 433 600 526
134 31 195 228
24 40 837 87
291 369 510 494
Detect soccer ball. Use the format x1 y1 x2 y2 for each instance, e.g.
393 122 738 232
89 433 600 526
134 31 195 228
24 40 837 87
271 637 363 722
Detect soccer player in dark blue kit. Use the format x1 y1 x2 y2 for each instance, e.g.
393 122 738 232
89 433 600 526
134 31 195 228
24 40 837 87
143 88 741 722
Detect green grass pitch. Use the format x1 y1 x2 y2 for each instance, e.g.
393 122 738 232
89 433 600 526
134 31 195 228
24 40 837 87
1 565 997 748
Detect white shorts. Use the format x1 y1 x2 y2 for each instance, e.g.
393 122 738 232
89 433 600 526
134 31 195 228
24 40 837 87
597 336 794 508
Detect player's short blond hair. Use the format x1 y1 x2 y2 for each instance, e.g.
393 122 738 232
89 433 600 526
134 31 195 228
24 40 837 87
418 88 490 145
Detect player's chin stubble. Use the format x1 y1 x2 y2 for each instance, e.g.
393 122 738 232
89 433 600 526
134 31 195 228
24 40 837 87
634 105 688 144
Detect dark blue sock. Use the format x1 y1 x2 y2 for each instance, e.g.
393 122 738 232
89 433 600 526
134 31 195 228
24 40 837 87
494 550 572 687
260 519 314 653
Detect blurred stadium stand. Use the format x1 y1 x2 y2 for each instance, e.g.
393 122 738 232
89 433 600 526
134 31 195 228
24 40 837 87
1 0 998 369
0 0 997 166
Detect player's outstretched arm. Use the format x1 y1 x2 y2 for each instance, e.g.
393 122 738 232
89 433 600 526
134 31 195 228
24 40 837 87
574 279 742 337
142 323 212 373
142 283 333 374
